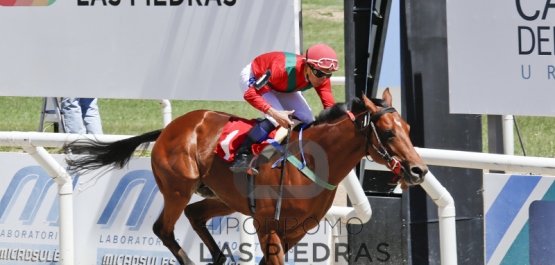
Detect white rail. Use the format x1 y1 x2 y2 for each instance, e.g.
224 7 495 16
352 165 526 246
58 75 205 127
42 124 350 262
4 130 555 265
363 148 555 265
0 132 136 148
330 76 345 86
415 147 555 175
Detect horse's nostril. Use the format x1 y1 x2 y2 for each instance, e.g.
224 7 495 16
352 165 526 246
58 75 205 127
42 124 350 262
411 166 426 178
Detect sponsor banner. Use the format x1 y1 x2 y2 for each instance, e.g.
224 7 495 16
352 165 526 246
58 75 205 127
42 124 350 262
0 153 360 264
484 173 555 264
0 0 297 101
0 1 56 6
447 0 555 116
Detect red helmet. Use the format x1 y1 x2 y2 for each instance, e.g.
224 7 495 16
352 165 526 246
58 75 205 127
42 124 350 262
305 44 339 71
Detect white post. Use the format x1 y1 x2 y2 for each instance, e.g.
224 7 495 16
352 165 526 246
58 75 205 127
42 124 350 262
325 170 372 224
57 179 74 265
22 146 74 265
158 99 172 127
324 170 372 265
341 169 372 223
503 115 514 155
293 0 301 54
419 171 457 265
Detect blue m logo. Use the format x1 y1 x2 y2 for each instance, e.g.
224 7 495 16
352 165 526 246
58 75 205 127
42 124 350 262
97 170 160 231
0 166 79 226
0 166 159 231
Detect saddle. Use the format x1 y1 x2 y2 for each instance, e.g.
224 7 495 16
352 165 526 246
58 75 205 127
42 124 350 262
216 118 325 215
271 119 302 143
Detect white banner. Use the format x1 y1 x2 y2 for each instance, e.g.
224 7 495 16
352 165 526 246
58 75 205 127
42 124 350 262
0 153 344 264
0 0 298 101
447 0 555 116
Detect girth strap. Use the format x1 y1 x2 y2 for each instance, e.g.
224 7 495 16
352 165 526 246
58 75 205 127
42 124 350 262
285 155 337 190
268 139 337 191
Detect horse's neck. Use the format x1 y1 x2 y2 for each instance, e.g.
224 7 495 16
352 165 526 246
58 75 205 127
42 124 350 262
303 117 365 185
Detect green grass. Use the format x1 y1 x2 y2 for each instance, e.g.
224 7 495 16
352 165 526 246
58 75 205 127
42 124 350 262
1 0 554 158
496 116 555 157
479 114 555 158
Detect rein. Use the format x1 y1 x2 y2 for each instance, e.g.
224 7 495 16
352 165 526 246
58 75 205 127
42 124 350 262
264 104 405 194
347 107 403 180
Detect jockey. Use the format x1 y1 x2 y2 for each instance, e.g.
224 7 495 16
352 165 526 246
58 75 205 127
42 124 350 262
230 43 339 173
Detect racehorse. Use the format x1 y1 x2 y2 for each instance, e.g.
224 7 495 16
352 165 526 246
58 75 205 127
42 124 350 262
64 88 427 265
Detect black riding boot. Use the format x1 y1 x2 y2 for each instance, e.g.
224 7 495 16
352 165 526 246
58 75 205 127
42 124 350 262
229 119 276 174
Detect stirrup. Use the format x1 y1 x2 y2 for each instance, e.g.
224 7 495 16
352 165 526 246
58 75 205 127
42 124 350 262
230 155 258 175
230 155 249 172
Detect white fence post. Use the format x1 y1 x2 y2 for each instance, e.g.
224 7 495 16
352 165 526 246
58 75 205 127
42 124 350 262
158 99 172 127
22 146 75 265
419 171 457 265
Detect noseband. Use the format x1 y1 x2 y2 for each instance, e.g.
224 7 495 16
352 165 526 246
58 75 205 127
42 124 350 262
347 106 403 180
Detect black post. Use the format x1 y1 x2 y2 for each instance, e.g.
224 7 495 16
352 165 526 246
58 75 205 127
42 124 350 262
345 0 392 101
345 0 411 264
344 0 356 102
401 0 484 264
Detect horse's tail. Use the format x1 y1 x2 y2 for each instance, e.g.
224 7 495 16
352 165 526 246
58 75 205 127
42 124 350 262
64 129 163 175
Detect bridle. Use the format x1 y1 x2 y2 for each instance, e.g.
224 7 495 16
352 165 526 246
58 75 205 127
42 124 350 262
347 105 404 181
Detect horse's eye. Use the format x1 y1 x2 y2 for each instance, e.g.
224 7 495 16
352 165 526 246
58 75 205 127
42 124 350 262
383 130 395 139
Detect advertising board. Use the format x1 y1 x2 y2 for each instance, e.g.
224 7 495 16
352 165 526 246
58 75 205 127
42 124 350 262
0 153 347 264
0 0 298 101
485 173 555 264
447 0 555 116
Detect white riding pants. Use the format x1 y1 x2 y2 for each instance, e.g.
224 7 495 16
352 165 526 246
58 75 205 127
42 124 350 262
239 64 314 126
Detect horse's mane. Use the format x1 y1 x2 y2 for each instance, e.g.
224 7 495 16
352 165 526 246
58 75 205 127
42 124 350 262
312 97 390 126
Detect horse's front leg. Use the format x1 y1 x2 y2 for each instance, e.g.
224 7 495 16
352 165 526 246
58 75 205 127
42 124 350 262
184 199 235 265
258 231 285 265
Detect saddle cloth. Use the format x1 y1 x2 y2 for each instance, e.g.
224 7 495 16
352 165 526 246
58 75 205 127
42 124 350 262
214 118 302 162
215 118 277 162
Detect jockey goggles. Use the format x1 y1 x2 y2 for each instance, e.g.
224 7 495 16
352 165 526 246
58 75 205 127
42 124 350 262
308 64 333 79
306 58 339 71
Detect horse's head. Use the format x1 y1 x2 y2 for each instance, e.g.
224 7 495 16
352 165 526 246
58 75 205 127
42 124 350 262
357 88 428 188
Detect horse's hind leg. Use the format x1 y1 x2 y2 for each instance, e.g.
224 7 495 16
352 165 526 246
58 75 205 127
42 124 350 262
185 199 235 265
153 186 197 265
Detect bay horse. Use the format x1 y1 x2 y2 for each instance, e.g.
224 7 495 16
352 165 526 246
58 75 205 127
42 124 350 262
64 88 427 265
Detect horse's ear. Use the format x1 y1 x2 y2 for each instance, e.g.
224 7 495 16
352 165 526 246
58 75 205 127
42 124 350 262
382 88 393 107
362 94 378 113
